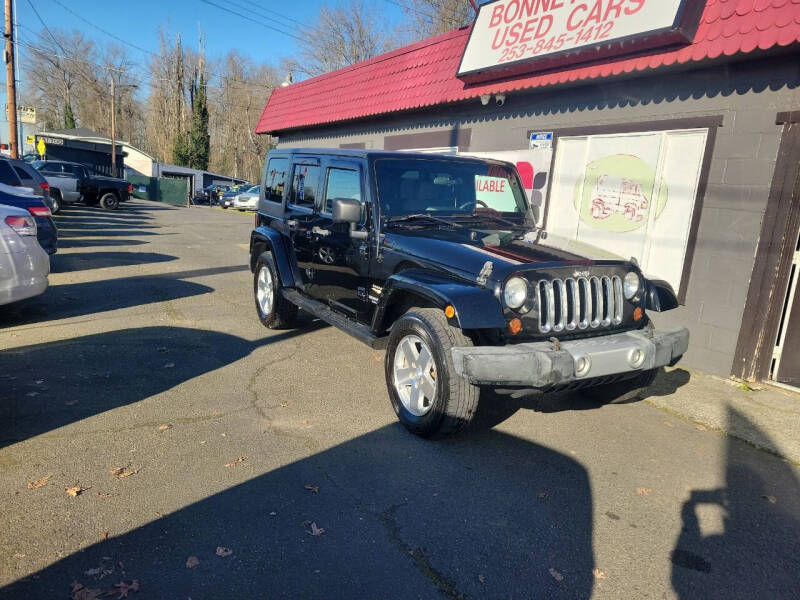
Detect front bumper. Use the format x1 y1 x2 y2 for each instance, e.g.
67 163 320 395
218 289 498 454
451 328 689 387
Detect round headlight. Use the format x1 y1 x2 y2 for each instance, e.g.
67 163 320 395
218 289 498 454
504 277 528 309
623 272 641 300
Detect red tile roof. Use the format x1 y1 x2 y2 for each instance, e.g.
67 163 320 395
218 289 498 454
256 0 800 134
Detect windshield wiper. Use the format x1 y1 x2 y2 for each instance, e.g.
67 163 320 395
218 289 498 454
385 213 463 228
455 210 526 230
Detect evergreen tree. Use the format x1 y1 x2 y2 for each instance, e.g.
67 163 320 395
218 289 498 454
63 103 76 129
188 71 210 170
172 131 190 166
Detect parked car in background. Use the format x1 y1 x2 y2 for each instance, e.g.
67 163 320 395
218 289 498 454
220 184 251 208
0 157 53 207
0 185 57 255
33 160 132 210
0 203 49 306
232 185 260 211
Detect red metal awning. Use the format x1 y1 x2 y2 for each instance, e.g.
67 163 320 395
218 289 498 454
256 0 800 135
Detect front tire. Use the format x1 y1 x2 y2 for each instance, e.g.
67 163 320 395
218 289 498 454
253 254 297 329
580 368 659 404
385 308 479 438
99 193 119 210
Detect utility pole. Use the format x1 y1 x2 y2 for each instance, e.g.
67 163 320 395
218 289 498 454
110 76 116 176
4 0 19 159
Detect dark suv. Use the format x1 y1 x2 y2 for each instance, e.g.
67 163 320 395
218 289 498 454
249 149 689 438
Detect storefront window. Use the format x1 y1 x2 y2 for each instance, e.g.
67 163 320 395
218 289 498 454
374 158 527 217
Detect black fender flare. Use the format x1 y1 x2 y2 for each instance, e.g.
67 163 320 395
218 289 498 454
645 279 679 312
249 226 297 287
372 269 506 334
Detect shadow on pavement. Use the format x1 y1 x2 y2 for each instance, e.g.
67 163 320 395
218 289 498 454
0 265 247 326
57 239 150 249
0 424 595 599
0 324 323 450
50 252 178 273
671 406 800 598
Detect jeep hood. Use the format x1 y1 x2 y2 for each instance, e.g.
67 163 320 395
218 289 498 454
384 227 631 284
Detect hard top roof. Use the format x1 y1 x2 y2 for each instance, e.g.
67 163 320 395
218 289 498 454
271 147 512 164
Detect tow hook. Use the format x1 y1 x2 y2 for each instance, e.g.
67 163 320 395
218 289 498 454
550 337 561 351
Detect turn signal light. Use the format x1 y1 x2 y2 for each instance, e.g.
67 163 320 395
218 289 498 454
633 307 643 322
444 305 455 319
508 318 522 335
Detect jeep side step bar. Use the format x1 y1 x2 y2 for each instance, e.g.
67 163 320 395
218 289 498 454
281 289 387 350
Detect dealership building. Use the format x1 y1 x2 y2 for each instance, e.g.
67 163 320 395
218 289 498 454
256 0 800 388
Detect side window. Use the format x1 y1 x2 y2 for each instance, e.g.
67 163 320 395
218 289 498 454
323 168 361 213
263 158 288 204
13 165 33 183
289 164 320 209
0 161 21 185
41 162 63 175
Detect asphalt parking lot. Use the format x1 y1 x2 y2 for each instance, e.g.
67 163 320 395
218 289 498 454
1 200 799 599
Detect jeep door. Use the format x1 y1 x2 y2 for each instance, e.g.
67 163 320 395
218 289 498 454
285 158 323 291
310 159 373 322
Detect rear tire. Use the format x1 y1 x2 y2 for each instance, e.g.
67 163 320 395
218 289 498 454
385 308 479 438
580 368 659 404
253 253 297 329
99 193 119 210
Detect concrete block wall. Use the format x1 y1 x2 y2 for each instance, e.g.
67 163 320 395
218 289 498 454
277 55 800 378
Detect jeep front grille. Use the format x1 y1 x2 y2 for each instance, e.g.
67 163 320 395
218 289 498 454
536 276 623 334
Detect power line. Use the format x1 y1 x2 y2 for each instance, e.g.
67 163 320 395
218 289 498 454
197 0 306 43
26 0 67 56
226 0 305 28
41 1 282 91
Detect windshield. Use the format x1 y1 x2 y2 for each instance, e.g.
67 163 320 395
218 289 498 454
375 158 528 219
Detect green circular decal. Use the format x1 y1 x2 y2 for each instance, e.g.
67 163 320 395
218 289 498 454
573 154 668 233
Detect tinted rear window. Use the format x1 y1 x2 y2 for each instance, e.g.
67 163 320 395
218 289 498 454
0 160 21 185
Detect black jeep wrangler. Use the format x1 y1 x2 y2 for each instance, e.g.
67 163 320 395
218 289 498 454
249 149 689 438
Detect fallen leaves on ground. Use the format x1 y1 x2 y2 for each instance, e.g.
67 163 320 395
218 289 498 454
66 486 90 497
215 546 233 557
102 530 109 540
96 492 112 499
110 466 139 479
593 568 606 579
304 484 320 493
549 568 563 582
308 522 325 536
27 474 52 489
158 424 172 431
185 556 199 568
224 456 246 468
279 402 289 407
300 419 309 425
114 580 139 598
636 487 651 496
762 495 777 504
695 424 707 431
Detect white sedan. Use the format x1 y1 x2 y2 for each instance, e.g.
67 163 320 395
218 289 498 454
0 203 49 306
232 186 260 211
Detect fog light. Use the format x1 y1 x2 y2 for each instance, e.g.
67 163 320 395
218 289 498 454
508 318 522 335
575 356 591 377
628 348 645 368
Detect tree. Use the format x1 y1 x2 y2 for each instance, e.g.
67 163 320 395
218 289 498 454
290 0 397 77
63 103 76 129
188 70 210 170
400 0 475 38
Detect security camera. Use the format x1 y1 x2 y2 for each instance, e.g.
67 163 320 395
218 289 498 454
495 93 506 106
480 94 491 106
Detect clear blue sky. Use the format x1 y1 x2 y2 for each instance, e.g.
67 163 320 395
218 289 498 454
2 0 409 143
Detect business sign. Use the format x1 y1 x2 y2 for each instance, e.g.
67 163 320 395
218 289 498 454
6 104 37 124
457 0 704 83
529 131 552 149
